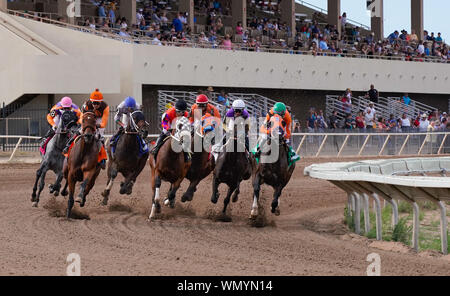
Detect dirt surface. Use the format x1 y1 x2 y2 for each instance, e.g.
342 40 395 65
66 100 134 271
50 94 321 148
0 158 449 276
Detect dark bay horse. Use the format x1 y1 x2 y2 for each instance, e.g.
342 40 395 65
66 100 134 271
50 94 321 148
211 120 251 215
62 112 101 218
31 110 79 207
250 117 295 218
148 116 191 220
101 110 149 205
180 116 217 203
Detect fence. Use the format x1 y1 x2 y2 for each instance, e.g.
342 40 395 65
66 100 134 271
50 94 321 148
2 131 450 162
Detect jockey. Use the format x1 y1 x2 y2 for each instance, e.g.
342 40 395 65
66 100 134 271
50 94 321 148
40 96 81 150
253 102 300 162
189 94 221 128
224 99 250 152
151 99 191 162
112 96 142 137
63 89 109 169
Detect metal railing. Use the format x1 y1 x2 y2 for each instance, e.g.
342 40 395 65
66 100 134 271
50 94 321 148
2 131 450 162
5 9 449 64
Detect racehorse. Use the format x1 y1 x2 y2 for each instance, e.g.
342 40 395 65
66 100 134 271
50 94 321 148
211 119 251 215
250 115 295 218
62 112 101 218
148 116 191 220
180 115 217 203
31 110 79 207
101 110 149 205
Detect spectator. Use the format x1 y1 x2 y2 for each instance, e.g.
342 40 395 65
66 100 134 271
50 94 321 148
341 88 352 114
388 30 399 44
365 84 379 104
136 8 144 26
306 109 317 132
365 102 376 119
340 12 347 31
401 93 411 105
152 32 162 45
316 110 328 131
344 113 354 130
400 113 411 132
172 12 183 32
355 111 365 130
418 113 430 131
222 34 233 50
108 1 116 25
435 32 443 43
235 21 243 35
364 107 375 130
97 1 106 22
328 110 338 130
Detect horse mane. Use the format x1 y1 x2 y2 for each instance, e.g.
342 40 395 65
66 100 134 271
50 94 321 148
82 112 96 133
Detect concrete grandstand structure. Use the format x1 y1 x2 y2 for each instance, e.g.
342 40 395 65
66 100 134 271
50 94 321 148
0 0 449 134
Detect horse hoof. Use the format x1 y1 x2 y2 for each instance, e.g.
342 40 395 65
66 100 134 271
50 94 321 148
164 198 170 207
232 195 239 203
101 199 108 206
32 202 38 208
272 207 280 216
119 187 127 195
53 191 59 197
211 194 219 204
75 196 82 204
101 190 109 198
61 190 68 197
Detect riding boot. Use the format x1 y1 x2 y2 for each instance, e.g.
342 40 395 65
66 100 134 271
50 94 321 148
63 132 79 154
40 128 55 148
151 133 166 155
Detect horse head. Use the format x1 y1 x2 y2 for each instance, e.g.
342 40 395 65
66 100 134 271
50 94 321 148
129 110 149 138
81 112 96 144
59 110 79 134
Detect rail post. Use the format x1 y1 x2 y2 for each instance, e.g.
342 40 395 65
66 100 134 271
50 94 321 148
8 137 23 162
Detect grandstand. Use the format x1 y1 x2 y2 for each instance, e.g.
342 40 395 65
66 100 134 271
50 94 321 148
0 0 449 137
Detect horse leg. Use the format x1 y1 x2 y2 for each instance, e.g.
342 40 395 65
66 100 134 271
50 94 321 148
271 186 283 216
149 174 161 220
80 169 100 207
210 175 220 204
75 178 89 206
31 166 43 203
231 182 241 202
102 166 117 205
66 175 76 218
222 183 237 214
51 173 63 197
33 167 48 207
164 179 182 209
61 179 69 196
181 178 200 202
125 156 147 195
250 174 262 219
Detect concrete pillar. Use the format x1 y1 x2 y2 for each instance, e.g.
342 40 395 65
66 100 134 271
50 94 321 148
411 0 423 40
280 0 295 37
120 0 136 28
179 0 194 33
232 0 246 32
370 0 383 42
327 0 340 39
0 0 6 12
58 0 75 24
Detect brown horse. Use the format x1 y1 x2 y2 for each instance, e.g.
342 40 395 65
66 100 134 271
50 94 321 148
148 116 191 220
180 118 216 203
250 118 295 218
62 112 101 218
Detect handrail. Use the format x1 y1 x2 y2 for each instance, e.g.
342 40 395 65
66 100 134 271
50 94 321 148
6 9 449 64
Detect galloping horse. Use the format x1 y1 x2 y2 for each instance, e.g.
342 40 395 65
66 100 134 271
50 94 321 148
62 112 101 218
250 115 295 218
101 110 149 205
31 110 79 207
211 119 252 215
148 116 191 220
180 115 217 203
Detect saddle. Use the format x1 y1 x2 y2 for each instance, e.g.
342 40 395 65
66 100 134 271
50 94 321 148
111 132 149 158
64 135 107 163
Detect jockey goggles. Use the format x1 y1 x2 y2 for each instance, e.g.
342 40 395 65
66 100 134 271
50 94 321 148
92 101 101 105
198 103 207 108
234 108 243 113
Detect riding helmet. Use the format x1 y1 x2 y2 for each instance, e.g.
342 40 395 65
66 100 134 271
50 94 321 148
232 99 245 111
196 94 209 104
124 96 136 108
175 99 187 111
60 96 73 108
90 88 103 101
273 102 286 116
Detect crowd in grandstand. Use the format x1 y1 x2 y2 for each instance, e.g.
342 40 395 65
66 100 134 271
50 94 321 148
73 1 448 62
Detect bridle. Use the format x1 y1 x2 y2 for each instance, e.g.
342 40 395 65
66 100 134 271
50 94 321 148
125 110 148 135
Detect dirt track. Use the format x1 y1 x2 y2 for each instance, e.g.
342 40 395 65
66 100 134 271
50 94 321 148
0 159 449 276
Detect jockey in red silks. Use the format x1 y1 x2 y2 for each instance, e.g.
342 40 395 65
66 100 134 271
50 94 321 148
189 94 221 127
40 96 81 153
151 99 191 162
